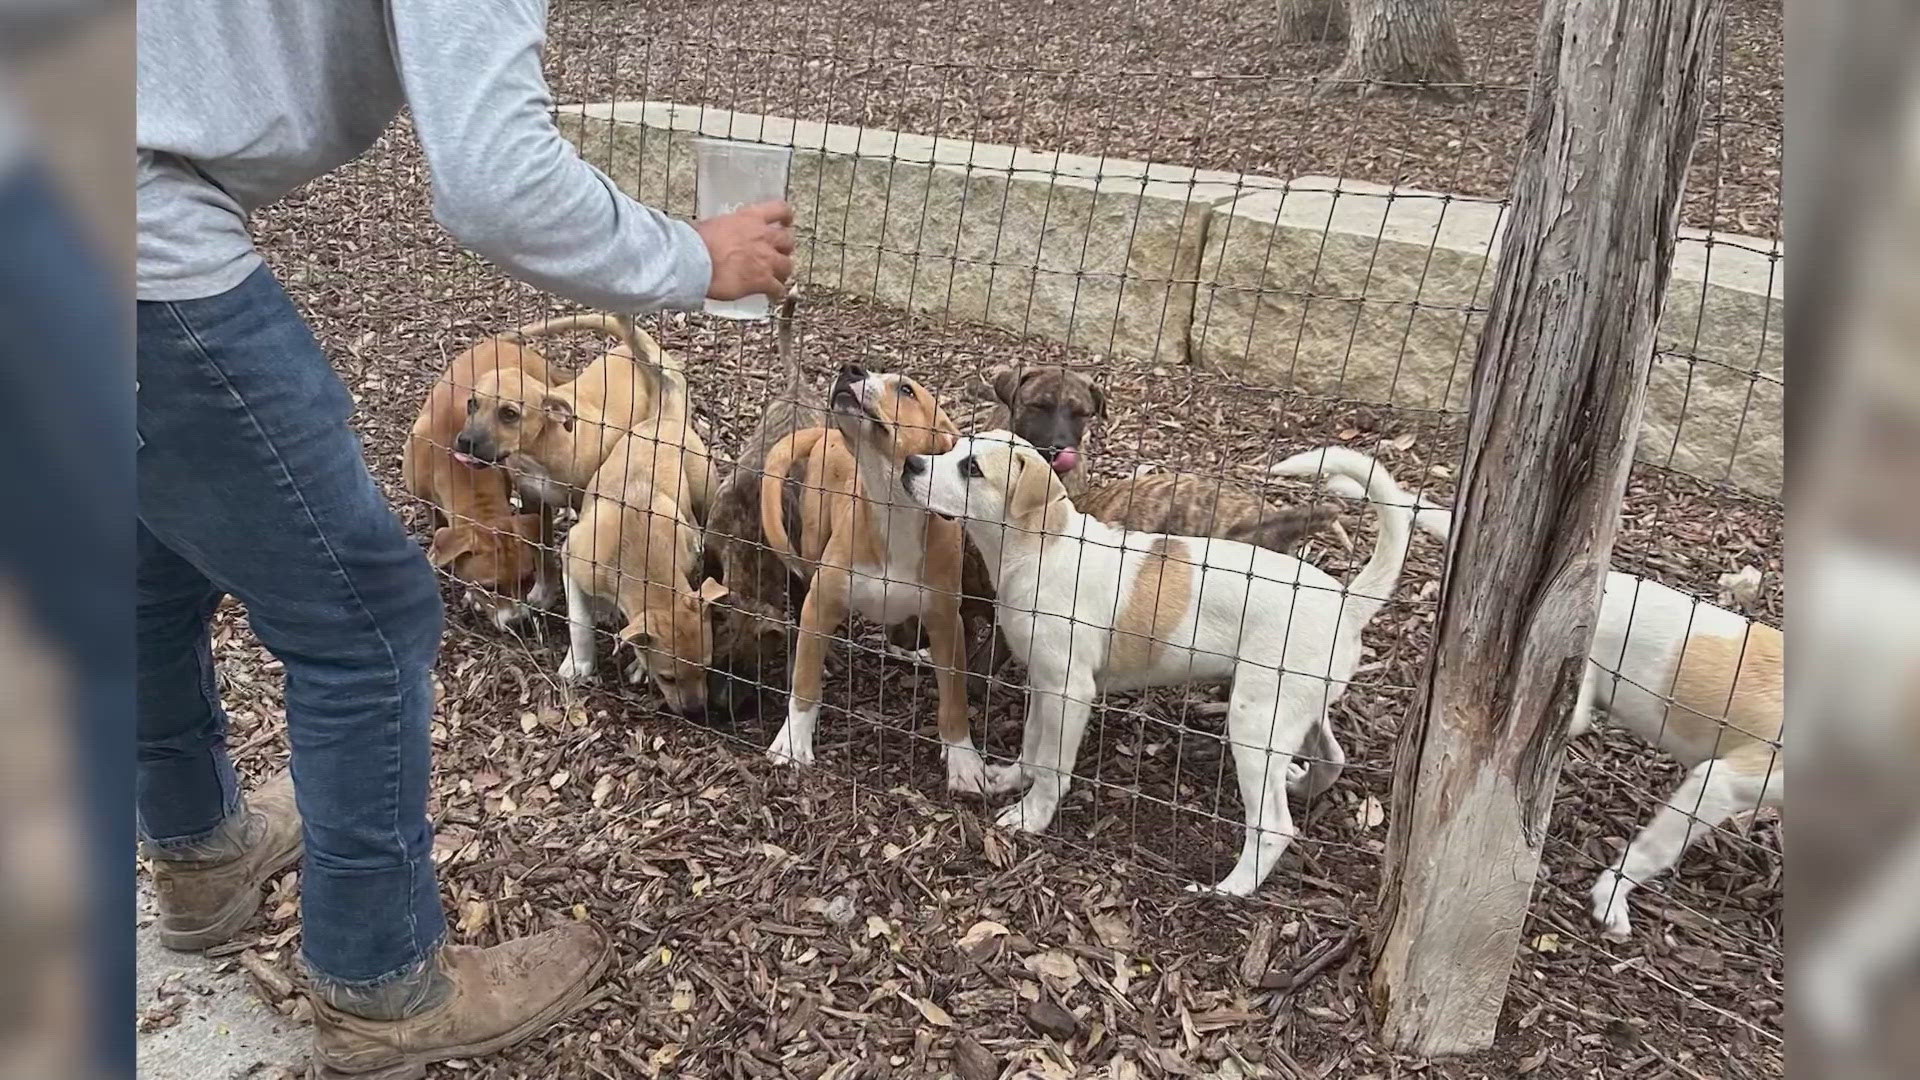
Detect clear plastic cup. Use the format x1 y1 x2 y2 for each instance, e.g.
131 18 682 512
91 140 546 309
693 137 794 320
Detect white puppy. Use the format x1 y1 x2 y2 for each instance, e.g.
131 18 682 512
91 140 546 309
903 433 1424 896
1411 510 1784 937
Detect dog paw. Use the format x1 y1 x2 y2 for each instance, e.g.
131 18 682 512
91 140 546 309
880 642 934 667
766 716 816 768
944 745 990 795
556 650 594 683
526 581 559 611
1589 870 1634 939
993 795 1058 835
984 762 1028 795
1283 761 1311 794
1186 874 1258 898
491 601 534 632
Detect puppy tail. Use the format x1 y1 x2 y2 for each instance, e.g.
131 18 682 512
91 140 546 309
504 311 673 405
774 289 805 396
759 427 828 562
1269 447 1419 641
1321 473 1454 544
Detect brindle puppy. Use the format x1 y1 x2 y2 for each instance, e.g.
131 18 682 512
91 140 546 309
1077 472 1341 555
985 365 1104 498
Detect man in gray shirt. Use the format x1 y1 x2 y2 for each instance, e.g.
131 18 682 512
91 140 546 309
136 3 792 1075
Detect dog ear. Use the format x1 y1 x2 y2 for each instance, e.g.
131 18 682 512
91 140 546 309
989 366 1031 409
698 577 732 605
540 394 576 432
1007 452 1060 531
1088 382 1107 418
428 526 475 568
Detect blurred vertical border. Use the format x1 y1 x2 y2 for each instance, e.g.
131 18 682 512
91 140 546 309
1792 1 1920 1077
0 1 134 1077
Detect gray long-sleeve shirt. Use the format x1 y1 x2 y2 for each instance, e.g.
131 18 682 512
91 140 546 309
136 0 710 310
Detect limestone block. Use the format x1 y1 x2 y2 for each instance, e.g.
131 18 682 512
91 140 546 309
558 102 1252 363
1192 177 1506 411
1196 177 1784 494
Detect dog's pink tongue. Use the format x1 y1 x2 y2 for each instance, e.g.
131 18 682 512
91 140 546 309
452 452 486 470
1050 447 1079 474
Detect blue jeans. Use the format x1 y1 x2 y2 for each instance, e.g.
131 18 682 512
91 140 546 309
136 266 447 989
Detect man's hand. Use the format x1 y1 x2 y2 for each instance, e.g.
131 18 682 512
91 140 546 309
694 201 796 301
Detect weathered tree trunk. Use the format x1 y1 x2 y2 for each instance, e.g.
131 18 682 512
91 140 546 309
1276 0 1348 42
1368 0 1724 1057
1322 0 1463 95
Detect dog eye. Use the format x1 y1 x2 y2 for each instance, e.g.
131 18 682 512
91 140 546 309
896 382 915 398
499 406 520 424
466 397 478 416
962 456 984 478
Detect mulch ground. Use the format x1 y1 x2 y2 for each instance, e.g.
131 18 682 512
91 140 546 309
171 1 1783 1077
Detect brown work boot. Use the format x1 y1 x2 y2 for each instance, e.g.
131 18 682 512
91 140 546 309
307 922 610 1080
147 770 303 951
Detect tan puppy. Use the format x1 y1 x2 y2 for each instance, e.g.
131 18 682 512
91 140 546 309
454 314 685 512
553 335 720 721
404 319 568 627
757 364 985 791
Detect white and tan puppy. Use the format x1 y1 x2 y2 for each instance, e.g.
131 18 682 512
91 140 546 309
904 434 1423 896
1409 509 1784 937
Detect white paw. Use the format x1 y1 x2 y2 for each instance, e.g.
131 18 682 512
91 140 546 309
994 794 1058 834
1187 874 1257 898
944 745 989 795
881 642 934 667
1283 761 1311 794
527 579 559 611
1590 869 1634 939
984 762 1028 795
766 711 817 768
557 649 595 683
490 601 533 631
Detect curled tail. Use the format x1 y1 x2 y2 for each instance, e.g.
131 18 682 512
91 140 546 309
504 311 670 405
759 427 831 563
1320 472 1454 544
1269 447 1419 646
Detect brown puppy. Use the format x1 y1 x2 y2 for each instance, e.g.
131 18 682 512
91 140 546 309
987 364 1104 497
1077 472 1341 555
454 314 686 513
405 320 564 628
757 363 988 792
555 341 721 719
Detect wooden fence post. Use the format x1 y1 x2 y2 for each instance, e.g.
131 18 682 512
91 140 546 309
1369 0 1725 1056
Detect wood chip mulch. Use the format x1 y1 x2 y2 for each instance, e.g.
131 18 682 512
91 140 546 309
185 3 1785 1075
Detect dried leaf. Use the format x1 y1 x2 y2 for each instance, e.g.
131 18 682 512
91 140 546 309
457 899 490 936
958 920 1010 947
550 770 571 790
1389 431 1417 451
1530 933 1563 954
865 915 894 940
1356 795 1386 829
901 991 954 1027
591 774 615 807
1024 950 1082 989
518 711 539 734
1091 911 1133 950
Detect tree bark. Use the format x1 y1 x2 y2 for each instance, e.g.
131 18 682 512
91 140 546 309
1322 0 1464 95
1368 0 1724 1058
1276 0 1347 42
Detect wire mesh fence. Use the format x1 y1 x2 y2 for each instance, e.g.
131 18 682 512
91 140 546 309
249 0 1783 1073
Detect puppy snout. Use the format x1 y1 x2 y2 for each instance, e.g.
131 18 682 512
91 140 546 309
840 363 868 380
900 455 926 493
454 431 477 455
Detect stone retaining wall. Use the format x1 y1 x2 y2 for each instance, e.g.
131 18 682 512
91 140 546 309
558 102 1783 495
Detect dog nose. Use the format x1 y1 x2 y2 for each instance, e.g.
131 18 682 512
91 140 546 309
840 364 867 381
454 432 475 455
902 455 926 476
